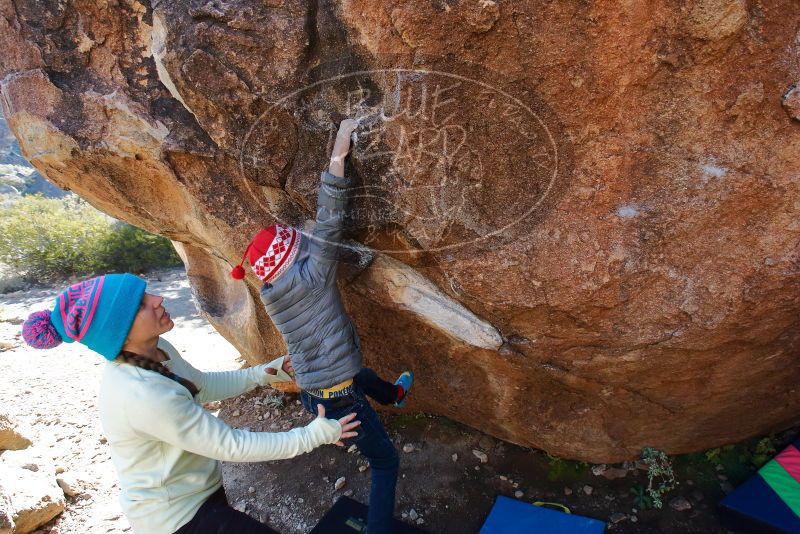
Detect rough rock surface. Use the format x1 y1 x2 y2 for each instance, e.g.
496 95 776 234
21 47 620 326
0 483 14 534
0 448 65 534
1 0 799 461
56 471 95 498
784 82 800 120
0 413 32 451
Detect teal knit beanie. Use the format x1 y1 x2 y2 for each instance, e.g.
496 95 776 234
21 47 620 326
21 274 147 360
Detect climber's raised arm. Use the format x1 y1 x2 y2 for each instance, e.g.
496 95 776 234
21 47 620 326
307 119 359 276
328 118 358 178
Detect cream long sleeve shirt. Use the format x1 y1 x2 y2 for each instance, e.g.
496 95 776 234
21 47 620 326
99 337 341 534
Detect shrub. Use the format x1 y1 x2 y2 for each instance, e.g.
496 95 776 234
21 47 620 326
0 194 182 284
700 435 778 480
641 447 677 509
631 485 654 510
97 222 183 274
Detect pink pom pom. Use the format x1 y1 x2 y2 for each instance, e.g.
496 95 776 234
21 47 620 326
21 310 62 349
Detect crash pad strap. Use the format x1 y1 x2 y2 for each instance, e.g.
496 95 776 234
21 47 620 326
775 444 800 485
533 502 571 514
760 459 800 517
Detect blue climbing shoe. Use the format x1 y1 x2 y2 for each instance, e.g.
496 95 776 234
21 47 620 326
394 371 414 408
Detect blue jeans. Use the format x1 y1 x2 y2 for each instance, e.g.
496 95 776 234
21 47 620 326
301 385 399 534
353 367 398 405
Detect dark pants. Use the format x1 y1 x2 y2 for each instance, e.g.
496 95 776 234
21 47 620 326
353 367 398 405
174 487 279 534
301 380 400 534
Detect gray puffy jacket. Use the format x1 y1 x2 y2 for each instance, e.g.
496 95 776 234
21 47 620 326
259 169 362 390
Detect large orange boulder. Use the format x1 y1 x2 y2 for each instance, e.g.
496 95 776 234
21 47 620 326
1 0 799 461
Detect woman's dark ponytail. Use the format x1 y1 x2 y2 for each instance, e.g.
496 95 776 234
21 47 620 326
116 351 200 397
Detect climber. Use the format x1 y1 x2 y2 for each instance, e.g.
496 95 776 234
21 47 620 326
20 273 361 534
230 117 414 533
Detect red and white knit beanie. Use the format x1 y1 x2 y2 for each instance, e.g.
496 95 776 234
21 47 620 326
230 224 302 283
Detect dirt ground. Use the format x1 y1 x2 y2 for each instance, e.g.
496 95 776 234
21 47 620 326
0 268 776 533
220 387 752 534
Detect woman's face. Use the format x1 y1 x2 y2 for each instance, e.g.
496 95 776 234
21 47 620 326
126 292 174 346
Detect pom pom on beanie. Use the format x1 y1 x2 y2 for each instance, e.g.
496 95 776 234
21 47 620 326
22 310 63 349
230 265 246 280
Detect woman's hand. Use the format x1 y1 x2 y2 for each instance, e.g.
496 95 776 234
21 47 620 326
316 404 360 447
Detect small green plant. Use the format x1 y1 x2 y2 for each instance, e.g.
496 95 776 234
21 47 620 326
263 395 284 409
751 437 777 469
700 437 777 476
641 447 676 509
545 453 590 482
704 447 722 466
631 485 654 510
386 412 428 431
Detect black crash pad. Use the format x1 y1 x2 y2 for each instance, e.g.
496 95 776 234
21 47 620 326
310 496 428 534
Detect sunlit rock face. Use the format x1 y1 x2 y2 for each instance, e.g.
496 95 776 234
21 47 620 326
1 0 799 462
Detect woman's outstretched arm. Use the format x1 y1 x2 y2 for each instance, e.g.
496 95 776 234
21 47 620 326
177 354 292 404
160 338 292 403
126 379 360 462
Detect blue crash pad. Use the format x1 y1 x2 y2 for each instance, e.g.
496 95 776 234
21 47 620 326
480 496 606 534
719 452 800 534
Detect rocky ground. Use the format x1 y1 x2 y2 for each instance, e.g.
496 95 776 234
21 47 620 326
220 391 760 534
0 268 783 533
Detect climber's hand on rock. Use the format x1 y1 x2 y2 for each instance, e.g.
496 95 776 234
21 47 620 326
328 118 358 177
330 119 358 162
337 118 359 139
